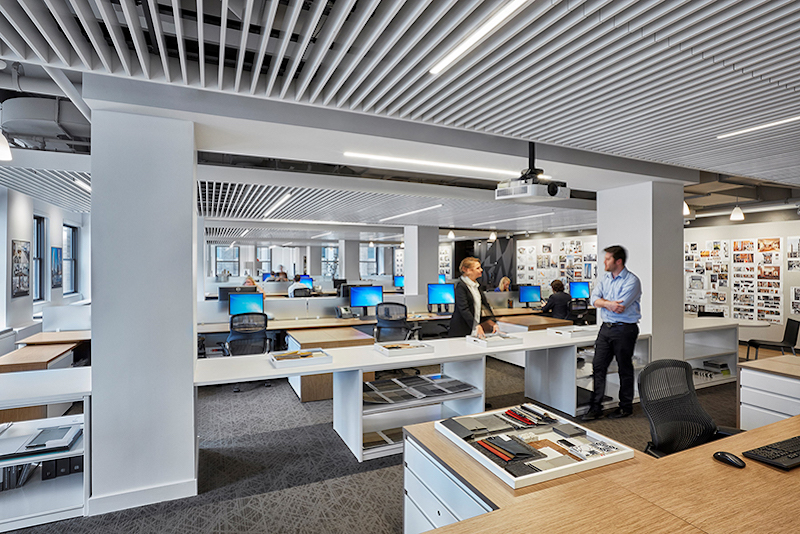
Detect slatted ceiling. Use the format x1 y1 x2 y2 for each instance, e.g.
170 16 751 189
0 166 91 212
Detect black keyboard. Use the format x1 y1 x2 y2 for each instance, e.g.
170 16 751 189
742 435 800 470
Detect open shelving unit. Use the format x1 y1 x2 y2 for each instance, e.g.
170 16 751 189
683 319 739 389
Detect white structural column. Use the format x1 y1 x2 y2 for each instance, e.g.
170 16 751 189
339 239 359 280
597 181 684 361
196 216 205 301
307 245 323 277
89 111 197 514
404 226 439 296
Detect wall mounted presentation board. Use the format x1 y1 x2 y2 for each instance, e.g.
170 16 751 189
373 341 435 357
268 349 332 369
435 403 634 489
547 325 600 338
466 333 523 348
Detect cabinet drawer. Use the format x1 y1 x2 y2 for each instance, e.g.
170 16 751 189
404 495 435 534
740 370 800 400
405 468 457 528
405 438 491 521
740 403 790 431
741 387 800 418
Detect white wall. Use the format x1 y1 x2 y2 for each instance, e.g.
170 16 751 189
6 189 33 328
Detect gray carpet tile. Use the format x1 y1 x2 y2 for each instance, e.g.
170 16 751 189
13 357 738 534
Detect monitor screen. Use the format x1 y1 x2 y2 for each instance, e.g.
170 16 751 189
428 283 455 305
299 276 313 288
218 285 258 301
570 281 591 299
350 286 383 308
229 293 264 315
438 274 446 284
519 285 541 303
262 273 269 281
394 275 404 288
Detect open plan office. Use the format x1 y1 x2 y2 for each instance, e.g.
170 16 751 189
1 1 800 532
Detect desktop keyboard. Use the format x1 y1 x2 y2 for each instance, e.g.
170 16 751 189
742 435 800 470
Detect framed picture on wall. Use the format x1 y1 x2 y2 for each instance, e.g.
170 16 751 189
51 247 63 288
11 239 30 298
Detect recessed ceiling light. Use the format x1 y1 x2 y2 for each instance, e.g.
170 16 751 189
429 0 529 75
73 179 91 193
281 242 293 246
344 152 517 177
262 193 292 218
379 204 443 222
472 211 554 226
547 223 596 231
717 114 800 139
310 232 332 239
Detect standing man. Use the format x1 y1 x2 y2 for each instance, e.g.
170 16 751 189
582 245 642 421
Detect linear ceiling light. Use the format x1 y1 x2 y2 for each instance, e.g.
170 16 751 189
717 114 800 139
344 152 518 177
73 179 91 193
472 211 555 226
281 242 293 246
310 232 332 239
430 0 529 75
262 193 292 218
240 229 250 237
379 204 443 222
547 223 596 231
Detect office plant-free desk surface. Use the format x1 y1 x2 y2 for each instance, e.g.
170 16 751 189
17 331 92 345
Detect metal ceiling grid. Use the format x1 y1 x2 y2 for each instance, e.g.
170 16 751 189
0 165 90 212
204 225 404 244
3 1 798 189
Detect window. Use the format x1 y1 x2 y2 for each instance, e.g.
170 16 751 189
33 216 46 301
359 244 377 278
322 246 339 277
216 245 240 276
256 247 271 275
63 224 78 294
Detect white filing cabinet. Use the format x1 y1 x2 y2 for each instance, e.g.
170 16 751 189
739 356 800 430
403 436 492 534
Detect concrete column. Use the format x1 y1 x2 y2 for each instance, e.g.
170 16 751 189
339 239 359 280
196 216 205 301
380 247 393 275
89 111 197 514
404 226 439 296
597 181 684 361
307 246 323 277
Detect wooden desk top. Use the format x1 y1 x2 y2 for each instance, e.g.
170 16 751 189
491 308 538 317
287 327 374 349
497 315 573 330
199 312 457 334
0 343 79 373
739 354 800 380
18 330 92 345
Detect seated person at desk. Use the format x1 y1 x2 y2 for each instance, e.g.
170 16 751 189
264 271 277 281
244 275 266 298
541 280 571 320
287 275 307 297
494 276 511 292
449 257 498 339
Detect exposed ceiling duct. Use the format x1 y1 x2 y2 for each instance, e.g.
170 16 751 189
1 97 91 153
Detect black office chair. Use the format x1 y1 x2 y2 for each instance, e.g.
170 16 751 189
745 318 799 360
374 303 420 342
568 299 589 325
638 359 741 457
697 311 725 318
293 287 312 297
219 313 270 392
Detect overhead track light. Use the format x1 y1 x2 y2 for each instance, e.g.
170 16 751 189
717 114 800 139
379 204 443 222
344 152 517 177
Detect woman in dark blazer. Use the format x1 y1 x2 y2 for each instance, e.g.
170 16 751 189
449 257 498 338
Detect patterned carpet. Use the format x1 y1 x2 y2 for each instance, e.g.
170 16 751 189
15 358 738 534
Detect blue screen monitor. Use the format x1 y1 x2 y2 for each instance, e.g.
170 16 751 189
519 285 541 303
394 275 404 288
262 273 269 281
428 283 455 305
350 286 383 308
570 281 591 299
438 274 446 284
229 293 264 315
299 275 313 288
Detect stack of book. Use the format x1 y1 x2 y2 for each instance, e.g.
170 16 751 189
1 463 38 491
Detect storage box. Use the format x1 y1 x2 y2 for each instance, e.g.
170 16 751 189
268 348 332 368
373 341 435 357
466 333 523 348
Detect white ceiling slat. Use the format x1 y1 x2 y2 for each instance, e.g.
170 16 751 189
248 0 278 94
217 0 229 90
197 0 206 87
67 0 115 73
171 0 189 84
232 0 255 92
278 0 328 99
145 0 171 81
95 0 133 76
0 15 31 59
0 1 54 63
119 0 151 78
265 0 302 97
45 0 95 70
306 0 383 104
18 0 73 67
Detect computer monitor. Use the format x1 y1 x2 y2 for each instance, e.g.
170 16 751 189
350 285 383 316
218 285 258 301
394 275 404 288
333 278 346 291
229 293 264 315
570 281 591 299
519 285 541 307
262 273 270 281
438 274 446 284
299 275 313 289
427 282 455 309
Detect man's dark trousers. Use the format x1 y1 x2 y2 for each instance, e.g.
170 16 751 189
589 322 639 412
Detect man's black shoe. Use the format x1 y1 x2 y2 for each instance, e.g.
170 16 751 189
607 408 633 419
581 409 603 422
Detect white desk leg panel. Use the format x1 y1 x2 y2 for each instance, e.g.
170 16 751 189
333 369 364 461
524 346 578 416
441 357 486 419
286 337 303 399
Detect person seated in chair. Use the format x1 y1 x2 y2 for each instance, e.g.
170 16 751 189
494 276 511 292
541 280 571 320
243 276 267 299
287 275 307 297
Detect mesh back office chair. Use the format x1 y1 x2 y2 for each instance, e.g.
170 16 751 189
745 318 799 360
293 287 312 297
568 299 589 325
374 303 421 379
638 359 740 457
219 313 270 392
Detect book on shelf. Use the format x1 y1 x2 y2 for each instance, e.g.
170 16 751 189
0 463 38 492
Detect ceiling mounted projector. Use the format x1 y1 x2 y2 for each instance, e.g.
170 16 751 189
496 143 569 202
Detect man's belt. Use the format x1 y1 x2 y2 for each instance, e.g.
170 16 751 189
602 322 635 327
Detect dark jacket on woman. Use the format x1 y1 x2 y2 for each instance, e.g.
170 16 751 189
448 279 497 337
542 291 572 320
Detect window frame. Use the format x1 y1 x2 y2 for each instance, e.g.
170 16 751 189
215 245 240 276
63 224 78 295
33 215 46 301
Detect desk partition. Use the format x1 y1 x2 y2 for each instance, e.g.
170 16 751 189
42 305 92 332
307 296 347 319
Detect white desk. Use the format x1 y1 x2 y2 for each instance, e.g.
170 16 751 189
738 355 800 430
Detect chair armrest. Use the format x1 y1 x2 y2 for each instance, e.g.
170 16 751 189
217 341 231 357
644 442 668 458
716 426 744 437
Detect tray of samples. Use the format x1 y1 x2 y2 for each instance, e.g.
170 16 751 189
363 374 479 411
547 325 600 338
435 403 633 489
466 332 523 348
373 341 435 357
268 348 332 368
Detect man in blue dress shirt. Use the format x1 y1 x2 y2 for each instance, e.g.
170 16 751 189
582 245 642 421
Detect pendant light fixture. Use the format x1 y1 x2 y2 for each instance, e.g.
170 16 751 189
730 197 744 221
683 201 690 216
447 230 455 239
0 131 12 161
